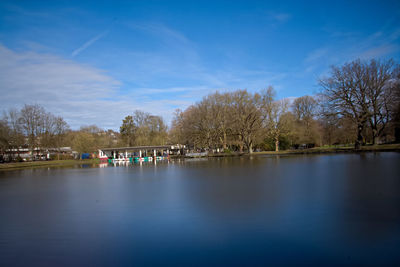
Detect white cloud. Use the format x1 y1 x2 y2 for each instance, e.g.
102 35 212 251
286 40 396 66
0 44 134 129
0 20 291 130
0 43 229 129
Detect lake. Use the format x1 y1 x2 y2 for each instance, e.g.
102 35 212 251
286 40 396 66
1 153 399 266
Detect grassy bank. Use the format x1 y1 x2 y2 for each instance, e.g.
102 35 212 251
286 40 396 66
178 144 400 159
171 144 400 159
253 143 400 156
0 158 100 171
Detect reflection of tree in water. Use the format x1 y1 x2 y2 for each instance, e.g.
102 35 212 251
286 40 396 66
338 153 400 243
181 157 285 223
167 153 400 264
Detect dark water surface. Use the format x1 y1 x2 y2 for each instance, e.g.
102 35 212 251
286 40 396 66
1 153 400 266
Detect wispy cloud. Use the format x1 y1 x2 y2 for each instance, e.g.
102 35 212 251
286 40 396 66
0 43 128 129
390 28 400 41
0 43 213 128
304 48 329 63
123 23 286 93
358 44 399 60
131 23 190 45
302 26 400 79
266 11 291 24
0 19 290 129
128 22 199 63
71 30 108 57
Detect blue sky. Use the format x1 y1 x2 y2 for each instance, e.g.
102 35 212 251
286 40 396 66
1 0 399 129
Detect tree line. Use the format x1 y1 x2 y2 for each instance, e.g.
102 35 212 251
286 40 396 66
169 58 400 152
120 110 168 146
0 106 169 161
1 104 69 159
0 105 121 160
169 88 314 153
1 58 399 160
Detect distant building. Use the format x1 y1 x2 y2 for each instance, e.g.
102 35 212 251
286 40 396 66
4 147 73 161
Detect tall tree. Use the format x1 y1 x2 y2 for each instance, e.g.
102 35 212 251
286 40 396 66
19 104 47 155
120 115 136 146
53 117 70 159
292 95 317 122
148 115 168 145
0 119 11 156
230 90 264 153
292 96 319 145
364 59 397 144
265 98 292 151
320 60 372 149
169 109 184 144
40 112 57 149
320 59 398 147
209 92 232 150
391 68 400 142
3 108 25 155
119 110 168 146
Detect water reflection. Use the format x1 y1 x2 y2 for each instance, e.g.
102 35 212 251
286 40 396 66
339 153 400 242
0 153 399 265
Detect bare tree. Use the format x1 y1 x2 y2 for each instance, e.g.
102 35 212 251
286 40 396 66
391 68 400 142
230 90 264 153
364 59 397 144
40 112 57 149
292 95 317 122
20 104 47 156
320 60 371 149
148 115 168 145
180 103 212 150
265 98 292 151
210 92 232 150
0 118 11 156
3 108 25 155
320 59 399 148
54 117 69 159
169 109 184 144
291 96 319 145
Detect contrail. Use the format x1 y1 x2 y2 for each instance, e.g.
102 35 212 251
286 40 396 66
71 30 109 57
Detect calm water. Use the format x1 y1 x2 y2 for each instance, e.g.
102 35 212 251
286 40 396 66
1 153 400 266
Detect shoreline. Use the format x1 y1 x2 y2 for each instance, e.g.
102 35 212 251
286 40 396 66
177 143 400 158
1 144 399 171
252 143 400 156
0 159 100 172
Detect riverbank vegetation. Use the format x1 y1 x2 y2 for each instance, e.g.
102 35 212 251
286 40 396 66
1 58 399 161
0 105 123 162
170 59 400 153
120 110 168 146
